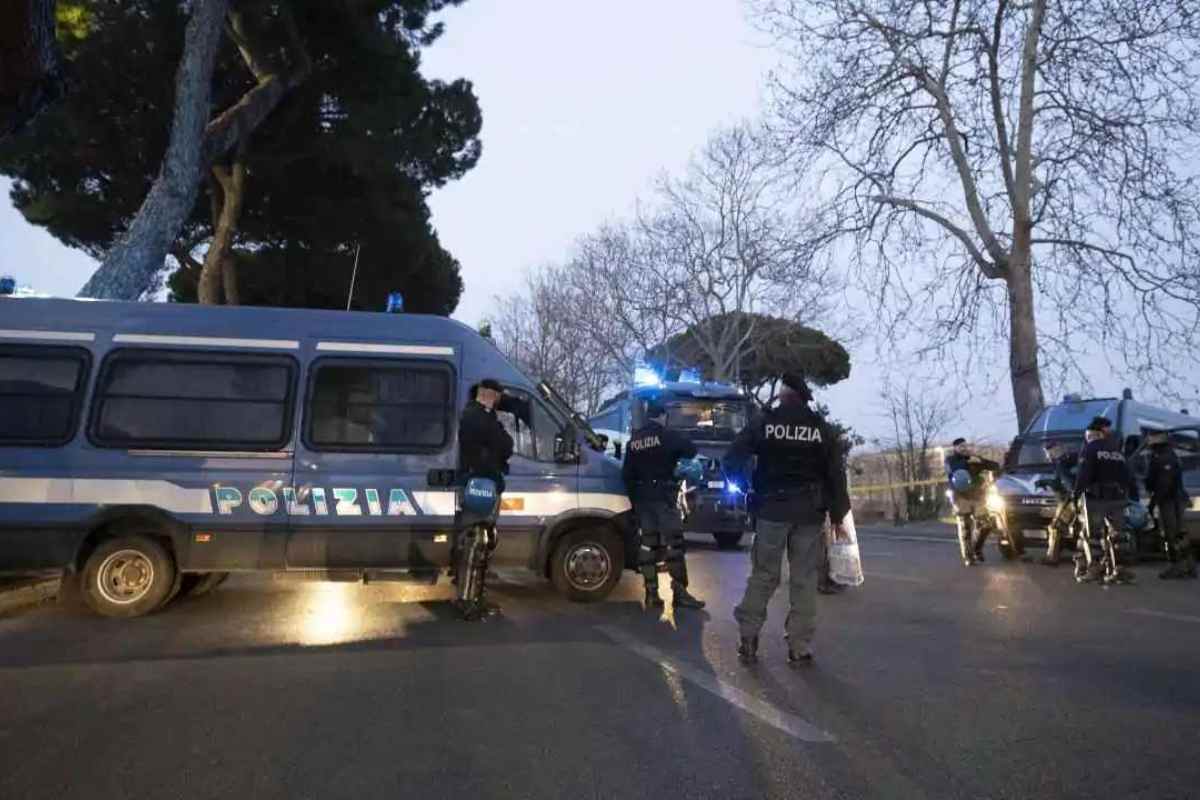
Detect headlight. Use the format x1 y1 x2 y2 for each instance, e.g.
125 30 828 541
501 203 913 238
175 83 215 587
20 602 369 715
726 481 743 495
986 490 1005 513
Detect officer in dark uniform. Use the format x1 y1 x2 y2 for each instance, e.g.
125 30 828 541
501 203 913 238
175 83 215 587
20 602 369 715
944 438 1002 565
724 374 850 667
1145 430 1195 579
455 378 521 620
1035 440 1080 566
622 399 706 610
1074 416 1138 583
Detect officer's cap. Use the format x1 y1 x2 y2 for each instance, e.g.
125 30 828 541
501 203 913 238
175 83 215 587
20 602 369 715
1145 429 1169 444
478 378 503 393
952 437 967 447
645 399 667 418
1086 416 1112 432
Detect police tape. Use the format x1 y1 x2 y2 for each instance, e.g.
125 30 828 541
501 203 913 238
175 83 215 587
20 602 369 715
848 477 949 494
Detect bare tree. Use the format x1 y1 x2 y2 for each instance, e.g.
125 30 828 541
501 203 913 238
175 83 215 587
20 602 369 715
630 123 839 382
754 0 1200 430
489 266 623 416
880 377 960 520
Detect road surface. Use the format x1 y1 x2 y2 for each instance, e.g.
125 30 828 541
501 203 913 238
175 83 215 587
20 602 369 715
2 523 1198 799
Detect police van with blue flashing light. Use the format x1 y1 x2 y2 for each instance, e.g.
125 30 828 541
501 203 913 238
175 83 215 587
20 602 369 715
996 390 1200 551
588 366 752 549
0 296 635 617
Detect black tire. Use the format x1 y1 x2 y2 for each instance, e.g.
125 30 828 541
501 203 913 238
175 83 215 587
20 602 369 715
714 532 744 550
80 535 176 618
183 571 230 598
550 527 624 602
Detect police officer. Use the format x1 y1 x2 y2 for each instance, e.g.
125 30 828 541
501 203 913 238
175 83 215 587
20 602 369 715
622 399 706 610
455 378 520 620
724 374 849 667
1145 430 1196 579
1034 440 1080 566
1074 416 1138 583
944 438 1002 565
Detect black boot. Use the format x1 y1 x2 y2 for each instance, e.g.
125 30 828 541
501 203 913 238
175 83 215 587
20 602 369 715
737 635 758 665
672 587 705 609
787 644 814 667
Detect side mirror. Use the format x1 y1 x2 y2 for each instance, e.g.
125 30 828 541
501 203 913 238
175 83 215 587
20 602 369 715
554 425 580 463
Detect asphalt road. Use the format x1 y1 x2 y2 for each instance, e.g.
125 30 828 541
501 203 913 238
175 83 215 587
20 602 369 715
2 523 1199 800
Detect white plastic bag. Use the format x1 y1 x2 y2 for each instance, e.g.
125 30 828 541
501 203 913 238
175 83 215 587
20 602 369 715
825 510 864 587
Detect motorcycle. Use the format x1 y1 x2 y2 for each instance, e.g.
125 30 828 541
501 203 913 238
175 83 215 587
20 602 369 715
948 470 1023 564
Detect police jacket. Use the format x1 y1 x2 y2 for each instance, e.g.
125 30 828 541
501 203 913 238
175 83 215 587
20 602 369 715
1074 437 1137 501
621 421 697 503
1145 445 1188 504
945 453 1001 496
458 400 514 492
723 397 850 523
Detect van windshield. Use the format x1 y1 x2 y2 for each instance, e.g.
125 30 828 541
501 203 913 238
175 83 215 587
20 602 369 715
666 399 750 439
1009 434 1085 471
1025 399 1119 435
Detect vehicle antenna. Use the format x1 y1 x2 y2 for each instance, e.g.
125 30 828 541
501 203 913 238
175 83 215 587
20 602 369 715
345 243 362 311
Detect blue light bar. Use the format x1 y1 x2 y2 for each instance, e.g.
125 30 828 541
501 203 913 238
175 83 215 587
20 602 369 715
0 276 15 296
385 292 404 313
678 368 702 384
633 365 662 387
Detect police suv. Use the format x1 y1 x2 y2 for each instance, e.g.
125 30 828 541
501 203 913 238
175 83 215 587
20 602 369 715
997 391 1199 548
0 298 635 616
588 372 752 548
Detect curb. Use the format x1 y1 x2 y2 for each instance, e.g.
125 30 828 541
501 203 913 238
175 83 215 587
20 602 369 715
0 576 62 616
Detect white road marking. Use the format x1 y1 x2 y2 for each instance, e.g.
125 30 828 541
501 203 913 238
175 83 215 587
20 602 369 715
863 572 929 584
595 625 836 744
1124 608 1200 625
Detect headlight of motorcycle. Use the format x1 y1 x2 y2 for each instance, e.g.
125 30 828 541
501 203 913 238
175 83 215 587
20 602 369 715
985 490 1005 513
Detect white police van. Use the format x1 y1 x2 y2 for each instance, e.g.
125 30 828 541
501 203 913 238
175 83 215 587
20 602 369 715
997 391 1199 548
0 298 635 616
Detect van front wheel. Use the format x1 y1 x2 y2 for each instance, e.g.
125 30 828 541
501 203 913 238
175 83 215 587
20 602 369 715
81 536 176 618
550 527 623 602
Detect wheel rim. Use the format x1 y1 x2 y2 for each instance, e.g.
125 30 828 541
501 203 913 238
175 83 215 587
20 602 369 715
96 549 155 605
564 541 612 592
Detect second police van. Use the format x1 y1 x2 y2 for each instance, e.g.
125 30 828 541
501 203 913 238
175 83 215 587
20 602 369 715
997 390 1200 551
0 297 635 616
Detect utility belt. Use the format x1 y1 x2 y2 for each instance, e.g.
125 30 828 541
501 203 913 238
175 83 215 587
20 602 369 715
1085 482 1127 502
754 482 825 509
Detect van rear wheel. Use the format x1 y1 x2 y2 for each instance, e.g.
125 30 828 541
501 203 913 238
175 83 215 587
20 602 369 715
551 527 623 602
81 535 176 618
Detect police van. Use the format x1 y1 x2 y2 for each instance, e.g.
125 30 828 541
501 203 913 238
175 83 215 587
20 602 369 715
997 391 1199 547
588 370 752 549
0 298 635 616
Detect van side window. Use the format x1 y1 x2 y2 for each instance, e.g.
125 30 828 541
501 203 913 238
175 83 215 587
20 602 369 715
307 360 452 451
0 345 90 446
91 350 296 450
496 391 563 462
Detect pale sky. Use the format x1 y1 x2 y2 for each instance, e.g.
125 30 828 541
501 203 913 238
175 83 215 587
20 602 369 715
2 0 1188 446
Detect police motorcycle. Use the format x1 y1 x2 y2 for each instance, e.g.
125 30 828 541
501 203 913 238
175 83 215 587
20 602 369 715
454 476 502 621
948 469 1022 564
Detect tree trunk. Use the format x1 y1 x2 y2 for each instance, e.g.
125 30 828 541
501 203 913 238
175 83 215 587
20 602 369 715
79 0 230 300
1006 245 1046 431
197 147 248 305
0 0 66 141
